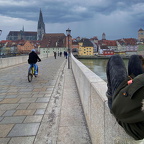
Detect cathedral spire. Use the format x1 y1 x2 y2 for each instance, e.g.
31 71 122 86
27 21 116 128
37 9 45 40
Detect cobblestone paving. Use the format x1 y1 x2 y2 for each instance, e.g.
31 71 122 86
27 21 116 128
0 56 91 144
0 56 66 144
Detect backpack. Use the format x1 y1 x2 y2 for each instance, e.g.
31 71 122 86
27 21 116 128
111 74 144 123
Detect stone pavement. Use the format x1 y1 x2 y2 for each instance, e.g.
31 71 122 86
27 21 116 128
0 56 91 144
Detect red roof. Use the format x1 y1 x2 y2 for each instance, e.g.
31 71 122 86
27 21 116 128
98 40 117 46
40 33 66 48
103 40 117 46
0 40 12 43
0 40 41 48
123 38 137 45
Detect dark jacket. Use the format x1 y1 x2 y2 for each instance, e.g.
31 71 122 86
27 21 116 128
28 51 41 64
111 74 144 140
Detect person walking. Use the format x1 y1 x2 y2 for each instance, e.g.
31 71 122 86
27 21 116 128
60 52 62 57
53 51 57 59
65 51 68 59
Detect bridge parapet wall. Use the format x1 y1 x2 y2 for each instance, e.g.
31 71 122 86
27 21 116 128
0 56 29 69
0 55 46 69
71 54 138 144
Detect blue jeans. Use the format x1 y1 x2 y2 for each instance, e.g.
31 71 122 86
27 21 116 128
29 64 38 75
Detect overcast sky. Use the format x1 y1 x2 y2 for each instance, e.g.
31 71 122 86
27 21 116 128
0 0 144 40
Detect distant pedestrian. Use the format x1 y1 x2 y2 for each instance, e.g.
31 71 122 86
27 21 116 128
60 52 62 57
65 51 68 59
64 51 66 57
58 51 59 56
53 51 57 59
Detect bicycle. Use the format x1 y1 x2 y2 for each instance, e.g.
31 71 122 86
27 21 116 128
28 64 38 82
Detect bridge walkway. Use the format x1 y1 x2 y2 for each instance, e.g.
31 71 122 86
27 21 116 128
0 56 91 144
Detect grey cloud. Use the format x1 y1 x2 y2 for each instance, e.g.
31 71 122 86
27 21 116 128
1 0 144 24
1 0 144 41
0 0 110 22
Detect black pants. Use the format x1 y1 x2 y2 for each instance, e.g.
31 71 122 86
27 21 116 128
106 54 127 109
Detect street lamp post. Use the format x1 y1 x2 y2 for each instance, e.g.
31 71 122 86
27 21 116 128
66 28 71 69
47 44 48 58
0 30 2 56
0 30 2 36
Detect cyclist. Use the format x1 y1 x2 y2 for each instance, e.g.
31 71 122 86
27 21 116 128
28 49 41 76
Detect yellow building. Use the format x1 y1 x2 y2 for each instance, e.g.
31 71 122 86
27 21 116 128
78 38 93 56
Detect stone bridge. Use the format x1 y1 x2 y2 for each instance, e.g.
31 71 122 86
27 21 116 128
0 55 139 144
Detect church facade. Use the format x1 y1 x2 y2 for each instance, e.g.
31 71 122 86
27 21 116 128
6 9 45 41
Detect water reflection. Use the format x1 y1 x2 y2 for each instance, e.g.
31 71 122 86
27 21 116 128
79 58 128 82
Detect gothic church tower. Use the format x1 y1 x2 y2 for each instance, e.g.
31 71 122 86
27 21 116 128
37 9 45 40
102 33 106 40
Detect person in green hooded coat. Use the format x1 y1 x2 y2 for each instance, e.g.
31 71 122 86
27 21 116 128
106 54 144 140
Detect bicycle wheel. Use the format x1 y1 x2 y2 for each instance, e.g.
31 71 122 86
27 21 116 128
28 73 33 82
28 67 33 82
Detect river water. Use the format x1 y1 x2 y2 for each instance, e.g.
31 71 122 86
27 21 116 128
78 58 128 82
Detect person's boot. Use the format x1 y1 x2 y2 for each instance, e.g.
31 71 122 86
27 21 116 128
128 55 144 78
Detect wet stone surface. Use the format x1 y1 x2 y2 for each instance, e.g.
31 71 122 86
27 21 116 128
0 56 66 142
0 56 92 143
8 123 40 137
